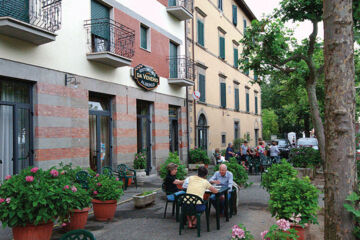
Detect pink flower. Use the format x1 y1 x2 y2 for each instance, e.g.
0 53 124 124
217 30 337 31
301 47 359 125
97 183 102 187
25 176 34 182
290 213 302 224
93 191 98 195
260 230 269 240
62 223 67 227
63 185 70 190
50 169 59 177
30 167 39 173
0 198 4 203
5 175 11 180
276 219 291 231
116 177 119 181
71 186 77 192
95 174 99 177
61 171 66 175
231 225 245 239
5 198 11 204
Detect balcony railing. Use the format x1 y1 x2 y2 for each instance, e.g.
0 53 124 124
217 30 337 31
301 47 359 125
0 0 62 32
84 18 135 60
167 56 195 86
167 0 193 21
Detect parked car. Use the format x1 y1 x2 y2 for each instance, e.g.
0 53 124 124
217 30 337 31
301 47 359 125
276 139 290 159
297 138 319 150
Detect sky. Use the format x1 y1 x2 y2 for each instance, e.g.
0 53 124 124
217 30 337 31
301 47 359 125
245 0 324 41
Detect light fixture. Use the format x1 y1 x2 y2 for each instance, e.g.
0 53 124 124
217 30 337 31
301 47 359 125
65 73 79 88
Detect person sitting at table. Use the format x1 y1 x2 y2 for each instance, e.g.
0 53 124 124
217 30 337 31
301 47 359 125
186 166 218 229
164 163 185 201
208 164 233 215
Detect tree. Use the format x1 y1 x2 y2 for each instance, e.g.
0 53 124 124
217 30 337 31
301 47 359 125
262 109 279 140
323 0 356 238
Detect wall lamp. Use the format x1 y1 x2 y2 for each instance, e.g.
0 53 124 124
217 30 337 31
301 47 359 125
65 73 79 88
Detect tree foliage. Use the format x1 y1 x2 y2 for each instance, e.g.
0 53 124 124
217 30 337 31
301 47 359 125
262 109 279 140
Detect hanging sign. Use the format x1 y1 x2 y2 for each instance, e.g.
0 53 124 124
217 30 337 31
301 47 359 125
132 64 160 90
192 90 201 100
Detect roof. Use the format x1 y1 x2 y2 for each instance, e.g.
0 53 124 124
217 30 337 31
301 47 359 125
234 0 257 21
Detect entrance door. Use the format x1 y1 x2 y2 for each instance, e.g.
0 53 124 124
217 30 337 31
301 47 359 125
89 93 112 173
137 100 151 175
169 106 179 153
197 114 208 150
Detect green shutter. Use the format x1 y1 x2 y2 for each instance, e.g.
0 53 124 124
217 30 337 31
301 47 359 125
245 58 249 76
235 88 239 111
243 19 247 34
140 26 148 49
233 48 238 68
199 74 206 102
0 0 29 22
255 96 258 114
218 0 222 10
168 0 176 6
254 74 258 81
246 93 249 112
91 0 110 40
220 83 226 108
197 20 204 46
219 37 225 59
169 42 178 78
232 5 237 26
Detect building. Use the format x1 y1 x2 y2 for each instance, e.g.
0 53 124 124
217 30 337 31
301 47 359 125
186 0 262 153
0 0 194 178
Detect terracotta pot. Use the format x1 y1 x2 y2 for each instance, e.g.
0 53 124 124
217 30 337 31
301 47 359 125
204 164 209 168
12 221 54 240
290 223 309 240
122 177 132 187
92 199 117 221
65 207 90 231
176 184 183 190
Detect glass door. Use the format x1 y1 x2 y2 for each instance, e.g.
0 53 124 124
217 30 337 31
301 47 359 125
16 108 31 173
0 105 13 180
137 100 152 175
169 106 179 153
197 114 207 150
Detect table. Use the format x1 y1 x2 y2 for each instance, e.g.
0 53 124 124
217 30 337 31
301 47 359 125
205 186 230 230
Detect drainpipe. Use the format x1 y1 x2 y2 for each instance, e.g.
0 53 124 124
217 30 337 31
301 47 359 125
185 19 190 164
191 2 197 149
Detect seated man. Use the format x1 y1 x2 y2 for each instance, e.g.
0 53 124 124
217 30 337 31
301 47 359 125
208 164 233 215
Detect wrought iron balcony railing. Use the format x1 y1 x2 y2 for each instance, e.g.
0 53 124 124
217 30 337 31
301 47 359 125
0 0 62 32
168 0 193 13
84 18 135 59
168 56 195 81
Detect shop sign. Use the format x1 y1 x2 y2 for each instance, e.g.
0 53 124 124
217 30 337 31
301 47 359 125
132 64 160 90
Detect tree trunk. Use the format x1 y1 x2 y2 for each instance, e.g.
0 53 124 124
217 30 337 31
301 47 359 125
323 0 356 239
304 112 310 137
306 80 326 162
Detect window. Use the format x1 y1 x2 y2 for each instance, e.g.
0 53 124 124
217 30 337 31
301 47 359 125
255 94 258 114
219 36 225 59
254 73 258 81
91 0 110 52
234 88 239 111
220 82 226 108
169 41 178 78
246 90 250 113
199 74 206 102
245 58 249 76
232 5 237 26
140 24 149 50
218 0 223 11
222 134 226 145
234 122 239 140
197 19 204 46
243 19 247 34
233 48 238 68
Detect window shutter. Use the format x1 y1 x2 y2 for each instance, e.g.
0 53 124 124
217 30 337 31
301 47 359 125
197 20 204 46
218 0 222 10
199 74 206 102
219 37 225 59
233 48 238 68
220 82 226 108
245 58 249 76
255 96 258 114
0 0 29 22
169 42 178 78
91 0 110 40
246 93 249 112
232 5 237 26
235 88 239 111
168 0 176 7
140 26 147 49
243 19 247 34
254 74 258 81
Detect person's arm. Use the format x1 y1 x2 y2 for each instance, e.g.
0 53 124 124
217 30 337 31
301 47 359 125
173 179 184 185
209 185 219 194
228 172 234 190
209 172 220 185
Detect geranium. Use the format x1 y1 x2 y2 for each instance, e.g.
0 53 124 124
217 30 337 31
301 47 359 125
30 167 39 173
230 224 254 240
5 198 10 204
93 191 98 195
5 175 11 180
88 170 123 201
0 199 4 203
25 176 34 182
260 221 298 240
63 185 70 190
290 213 302 224
276 219 290 231
260 230 268 240
97 183 102 187
71 186 77 193
50 169 59 177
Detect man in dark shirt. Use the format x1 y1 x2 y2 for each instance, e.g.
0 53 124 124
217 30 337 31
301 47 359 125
225 143 236 160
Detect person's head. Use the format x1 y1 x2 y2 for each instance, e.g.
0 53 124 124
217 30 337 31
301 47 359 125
198 166 208 178
272 141 276 146
215 148 220 153
219 164 227 177
167 163 178 176
228 143 233 148
244 141 248 145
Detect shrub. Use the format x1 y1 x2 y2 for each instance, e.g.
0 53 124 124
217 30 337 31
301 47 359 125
261 159 298 192
233 138 244 152
221 149 226 156
134 151 146 169
215 157 249 186
289 147 322 168
88 170 123 201
159 152 187 180
344 188 360 238
268 177 319 225
189 148 210 164
260 219 298 240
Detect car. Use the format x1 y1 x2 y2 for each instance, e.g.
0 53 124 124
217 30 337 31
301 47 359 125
276 139 290 159
297 138 319 150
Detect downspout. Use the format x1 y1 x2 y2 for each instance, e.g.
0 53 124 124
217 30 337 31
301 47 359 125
191 2 197 149
185 19 190 164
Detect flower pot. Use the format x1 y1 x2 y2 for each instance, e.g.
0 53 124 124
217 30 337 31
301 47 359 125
188 163 204 170
92 199 117 221
290 223 309 240
122 177 132 187
12 221 54 240
65 207 90 231
133 192 157 208
176 184 183 190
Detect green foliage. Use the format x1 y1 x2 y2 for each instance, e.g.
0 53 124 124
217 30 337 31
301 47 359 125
159 152 187 180
289 147 322 168
269 177 319 225
221 149 226 156
230 223 254 239
263 222 298 240
189 148 210 164
215 158 249 186
276 0 323 22
133 151 146 169
344 189 360 238
262 109 279 140
261 159 298 192
140 190 155 196
88 169 123 201
233 138 244 152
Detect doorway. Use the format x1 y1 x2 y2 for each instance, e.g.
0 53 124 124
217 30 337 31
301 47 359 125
169 106 179 153
0 79 33 179
89 92 112 173
197 114 208 150
137 100 152 175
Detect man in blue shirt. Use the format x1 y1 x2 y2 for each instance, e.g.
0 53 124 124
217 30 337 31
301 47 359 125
225 143 236 160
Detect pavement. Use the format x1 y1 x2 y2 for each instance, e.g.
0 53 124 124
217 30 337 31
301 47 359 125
1 170 325 240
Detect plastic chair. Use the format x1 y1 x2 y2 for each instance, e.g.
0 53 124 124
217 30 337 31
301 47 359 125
229 186 237 217
178 194 210 237
116 164 137 190
60 229 96 240
76 171 91 190
162 182 179 220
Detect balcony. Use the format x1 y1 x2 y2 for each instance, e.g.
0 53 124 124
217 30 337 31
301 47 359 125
167 0 193 21
168 56 195 86
84 18 135 68
0 0 62 45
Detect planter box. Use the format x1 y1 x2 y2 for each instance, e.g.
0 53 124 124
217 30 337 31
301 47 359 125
133 192 157 208
188 163 204 170
295 167 315 180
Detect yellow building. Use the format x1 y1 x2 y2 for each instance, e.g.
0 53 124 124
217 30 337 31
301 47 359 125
186 0 262 153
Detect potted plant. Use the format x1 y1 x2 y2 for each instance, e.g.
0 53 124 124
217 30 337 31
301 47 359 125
188 148 208 170
260 219 298 240
231 224 254 239
0 167 73 240
133 190 157 208
159 152 186 189
289 147 322 179
268 177 320 240
134 151 146 172
88 170 123 221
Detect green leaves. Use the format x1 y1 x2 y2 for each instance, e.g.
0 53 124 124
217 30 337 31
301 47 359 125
214 158 249 186
159 152 187 180
88 170 123 201
189 148 210 164
344 190 360 238
289 147 322 168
